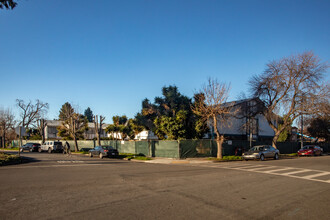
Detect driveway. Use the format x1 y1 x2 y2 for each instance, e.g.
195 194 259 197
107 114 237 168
0 152 329 219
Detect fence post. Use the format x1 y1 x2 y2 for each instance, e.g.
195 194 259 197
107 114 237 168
210 139 212 157
178 140 181 159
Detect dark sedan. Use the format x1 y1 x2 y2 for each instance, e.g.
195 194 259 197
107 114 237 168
89 146 119 159
20 143 41 152
298 145 323 156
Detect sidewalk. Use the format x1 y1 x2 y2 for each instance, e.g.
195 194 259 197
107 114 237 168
135 157 214 164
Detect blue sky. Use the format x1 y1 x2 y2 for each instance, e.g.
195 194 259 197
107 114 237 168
1 0 329 123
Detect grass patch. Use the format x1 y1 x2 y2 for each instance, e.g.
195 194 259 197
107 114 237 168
280 153 298 158
209 155 243 161
0 152 21 166
72 151 89 154
129 156 152 161
118 153 152 161
1 147 20 151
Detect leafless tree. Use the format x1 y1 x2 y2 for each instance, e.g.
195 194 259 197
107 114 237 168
36 119 47 143
235 98 265 147
93 115 105 146
16 99 49 128
0 107 16 148
249 51 328 148
192 78 237 159
16 99 48 144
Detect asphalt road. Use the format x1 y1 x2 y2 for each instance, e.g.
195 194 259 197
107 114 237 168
0 152 329 220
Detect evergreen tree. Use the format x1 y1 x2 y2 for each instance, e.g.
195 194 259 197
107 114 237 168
135 85 209 139
84 107 93 122
105 115 129 140
59 102 74 121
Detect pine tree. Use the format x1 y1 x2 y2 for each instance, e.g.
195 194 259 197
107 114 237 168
84 107 94 122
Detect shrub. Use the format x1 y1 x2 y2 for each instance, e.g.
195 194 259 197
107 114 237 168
0 153 20 165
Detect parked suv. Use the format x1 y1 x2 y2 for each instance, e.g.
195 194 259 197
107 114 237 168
39 141 63 153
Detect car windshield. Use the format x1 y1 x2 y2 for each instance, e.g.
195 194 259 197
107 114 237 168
249 146 265 151
102 146 114 150
303 146 314 150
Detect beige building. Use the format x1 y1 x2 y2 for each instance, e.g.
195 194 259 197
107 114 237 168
44 120 108 140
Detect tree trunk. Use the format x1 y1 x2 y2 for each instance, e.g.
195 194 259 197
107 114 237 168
272 131 281 149
41 119 46 144
19 126 22 147
74 136 79 152
213 115 223 159
2 129 5 149
42 132 45 144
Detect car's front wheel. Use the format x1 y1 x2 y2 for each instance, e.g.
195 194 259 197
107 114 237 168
260 154 265 161
274 153 279 160
20 148 23 152
89 152 93 157
99 153 103 159
48 148 52 153
38 148 42 153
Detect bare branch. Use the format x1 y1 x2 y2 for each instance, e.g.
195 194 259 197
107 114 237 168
249 51 328 148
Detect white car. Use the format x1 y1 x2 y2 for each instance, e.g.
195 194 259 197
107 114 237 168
39 141 63 153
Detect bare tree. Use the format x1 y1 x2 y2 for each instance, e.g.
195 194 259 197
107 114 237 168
36 119 47 143
0 107 16 148
0 0 17 9
16 99 49 128
192 78 237 159
249 51 328 148
93 115 105 146
16 99 48 144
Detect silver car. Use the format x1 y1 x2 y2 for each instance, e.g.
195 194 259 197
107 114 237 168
242 145 280 161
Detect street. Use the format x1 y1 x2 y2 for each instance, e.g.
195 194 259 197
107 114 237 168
0 152 329 219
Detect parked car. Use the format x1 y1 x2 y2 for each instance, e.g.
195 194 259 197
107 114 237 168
242 145 280 161
39 141 63 153
20 143 41 152
297 145 323 156
89 146 119 159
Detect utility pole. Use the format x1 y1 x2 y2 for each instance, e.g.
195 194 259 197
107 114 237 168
300 114 304 148
18 126 21 157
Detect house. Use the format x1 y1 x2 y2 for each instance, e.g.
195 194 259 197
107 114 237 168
44 120 108 140
134 130 158 140
106 130 158 140
208 98 275 141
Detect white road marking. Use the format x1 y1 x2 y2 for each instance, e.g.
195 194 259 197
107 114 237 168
262 167 296 173
301 172 330 179
57 160 85 163
232 165 266 169
240 166 277 171
281 169 312 175
196 163 330 184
